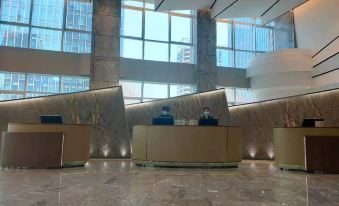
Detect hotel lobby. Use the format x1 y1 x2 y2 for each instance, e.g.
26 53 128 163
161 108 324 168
0 0 339 205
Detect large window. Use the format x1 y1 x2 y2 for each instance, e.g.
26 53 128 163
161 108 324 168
0 0 92 53
0 71 89 101
217 86 252 106
216 18 273 69
120 1 195 64
120 80 196 105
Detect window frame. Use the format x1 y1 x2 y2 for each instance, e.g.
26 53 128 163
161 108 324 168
120 3 195 64
0 71 90 101
0 0 92 53
120 79 196 105
216 18 274 69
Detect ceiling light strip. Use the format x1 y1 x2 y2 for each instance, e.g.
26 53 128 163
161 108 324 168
210 0 218 9
260 0 280 17
155 0 166 11
212 0 239 20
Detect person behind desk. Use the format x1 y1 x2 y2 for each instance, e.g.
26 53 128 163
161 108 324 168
200 107 214 119
153 106 174 125
199 107 218 126
159 106 173 118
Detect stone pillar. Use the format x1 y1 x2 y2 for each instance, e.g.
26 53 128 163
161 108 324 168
91 0 121 89
196 9 217 92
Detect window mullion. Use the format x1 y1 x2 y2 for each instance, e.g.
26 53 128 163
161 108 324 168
27 0 34 48
168 12 171 62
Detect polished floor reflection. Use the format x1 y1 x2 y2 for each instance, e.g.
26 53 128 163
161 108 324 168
0 160 339 206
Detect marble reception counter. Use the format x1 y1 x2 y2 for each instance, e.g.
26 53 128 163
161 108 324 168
132 125 242 167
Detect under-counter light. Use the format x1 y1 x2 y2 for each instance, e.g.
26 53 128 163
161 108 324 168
120 147 127 157
268 151 274 159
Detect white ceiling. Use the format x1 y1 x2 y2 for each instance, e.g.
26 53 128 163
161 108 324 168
154 0 309 24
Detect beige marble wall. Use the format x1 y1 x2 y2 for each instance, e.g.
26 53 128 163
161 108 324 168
0 87 130 158
125 89 229 134
229 89 339 159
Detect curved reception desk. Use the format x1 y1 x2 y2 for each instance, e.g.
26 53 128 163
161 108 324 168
132 125 242 168
1 123 91 168
274 128 339 173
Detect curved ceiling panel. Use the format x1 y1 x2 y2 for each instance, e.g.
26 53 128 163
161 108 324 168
154 0 309 24
154 0 215 11
260 0 309 24
212 0 277 19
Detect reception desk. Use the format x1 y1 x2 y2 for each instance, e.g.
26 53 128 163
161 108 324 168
132 125 242 167
1 123 91 168
274 128 339 172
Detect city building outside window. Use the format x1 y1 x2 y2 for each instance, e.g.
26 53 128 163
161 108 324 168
216 18 274 69
0 0 92 53
0 71 90 101
119 80 196 105
120 0 195 64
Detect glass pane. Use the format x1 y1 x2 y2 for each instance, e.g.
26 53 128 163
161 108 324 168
144 2 154 9
0 0 31 23
26 74 60 93
0 24 29 47
0 93 24 101
231 18 255 24
144 41 168 62
256 27 273 52
235 51 255 69
236 88 252 103
0 72 26 91
170 44 193 64
61 76 89 93
171 16 191 43
120 38 142 59
172 10 191 15
63 31 91 53
122 0 143 7
225 88 235 102
30 27 62 51
216 22 232 48
32 0 64 29
119 81 142 98
124 98 141 105
217 49 234 67
25 93 51 98
145 10 168 41
170 84 194 97
121 8 142 38
143 83 168 98
142 98 158 102
66 0 93 32
235 23 254 51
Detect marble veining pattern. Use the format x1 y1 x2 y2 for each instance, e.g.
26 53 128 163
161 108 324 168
0 87 130 158
125 89 230 135
0 160 338 206
229 88 339 159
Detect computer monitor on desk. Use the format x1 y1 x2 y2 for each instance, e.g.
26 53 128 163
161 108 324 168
199 119 219 126
40 115 63 124
152 117 174 125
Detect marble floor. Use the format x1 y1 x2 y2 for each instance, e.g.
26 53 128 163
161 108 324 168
0 160 339 206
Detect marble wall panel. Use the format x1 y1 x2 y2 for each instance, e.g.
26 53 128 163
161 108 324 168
125 89 229 135
229 88 339 159
0 87 130 159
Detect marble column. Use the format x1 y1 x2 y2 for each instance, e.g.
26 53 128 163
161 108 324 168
91 0 121 89
196 9 217 92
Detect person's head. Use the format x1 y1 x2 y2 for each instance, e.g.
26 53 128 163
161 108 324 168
162 106 170 115
203 107 210 116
